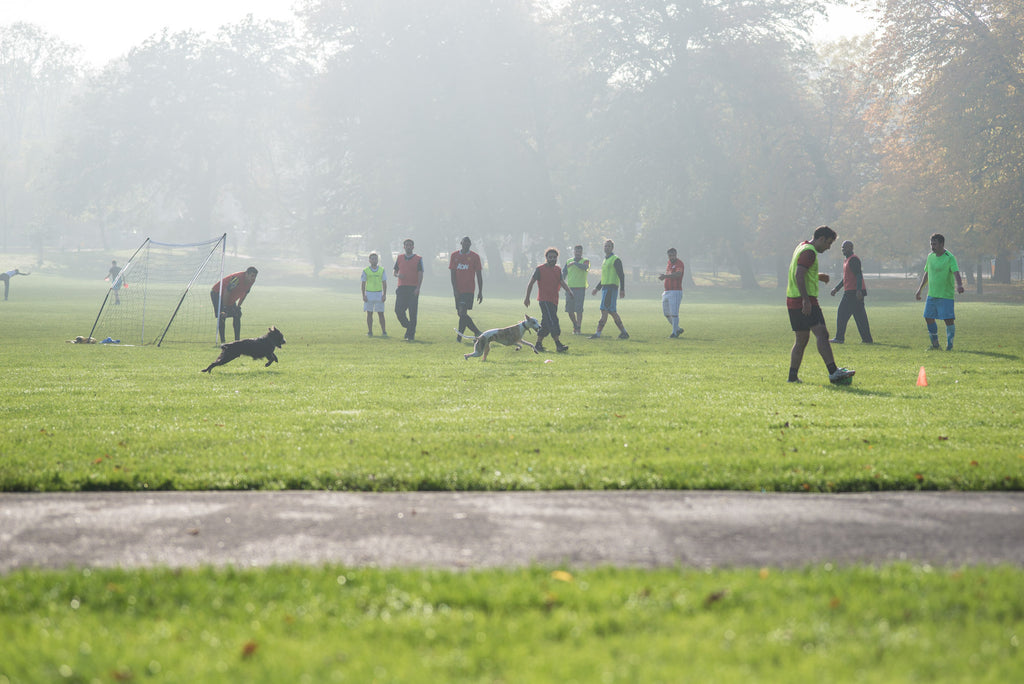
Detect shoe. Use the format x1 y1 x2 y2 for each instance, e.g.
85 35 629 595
669 332 678 338
381 333 388 338
862 340 873 344
367 331 373 337
534 344 547 352
456 332 464 342
829 338 844 344
588 332 601 339
788 377 802 384
927 344 941 351
946 344 953 351
556 344 569 353
618 331 630 340
828 367 855 384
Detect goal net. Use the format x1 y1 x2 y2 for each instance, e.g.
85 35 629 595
89 234 227 346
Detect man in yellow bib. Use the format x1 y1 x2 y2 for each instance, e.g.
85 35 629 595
361 252 388 337
786 226 854 384
588 240 629 339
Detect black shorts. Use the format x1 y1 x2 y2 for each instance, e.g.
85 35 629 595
538 301 560 337
454 292 475 311
789 305 826 332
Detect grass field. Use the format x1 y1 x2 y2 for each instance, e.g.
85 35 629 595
2 272 1023 682
1 274 1022 493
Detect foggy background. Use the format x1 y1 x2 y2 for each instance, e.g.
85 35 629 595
2 0 1023 292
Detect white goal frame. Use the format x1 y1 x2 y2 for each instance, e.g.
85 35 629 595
89 234 227 346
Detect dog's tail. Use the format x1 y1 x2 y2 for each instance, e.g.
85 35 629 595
453 328 478 342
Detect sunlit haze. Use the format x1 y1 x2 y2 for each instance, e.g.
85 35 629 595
0 0 299 66
2 0 874 67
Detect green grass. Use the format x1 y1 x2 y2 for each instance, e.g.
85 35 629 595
1 564 1022 683
2 274 1024 682
2 275 1022 492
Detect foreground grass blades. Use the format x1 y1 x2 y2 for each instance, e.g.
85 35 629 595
1 276 1023 492
1 564 1022 683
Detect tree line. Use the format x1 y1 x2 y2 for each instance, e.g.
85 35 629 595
1 0 1021 286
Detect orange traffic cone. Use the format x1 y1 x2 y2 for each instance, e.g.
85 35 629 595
917 366 928 387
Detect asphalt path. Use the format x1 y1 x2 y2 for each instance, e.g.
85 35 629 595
2 491 1022 573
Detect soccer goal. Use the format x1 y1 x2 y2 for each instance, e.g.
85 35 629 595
89 234 227 346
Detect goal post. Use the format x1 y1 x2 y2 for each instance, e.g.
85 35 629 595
89 234 227 346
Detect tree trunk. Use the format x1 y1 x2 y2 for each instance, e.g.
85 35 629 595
483 240 506 286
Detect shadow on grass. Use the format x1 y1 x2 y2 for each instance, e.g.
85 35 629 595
955 349 1021 361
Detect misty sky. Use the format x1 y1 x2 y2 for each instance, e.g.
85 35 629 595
2 1 874 67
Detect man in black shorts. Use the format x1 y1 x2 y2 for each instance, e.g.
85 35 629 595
786 226 854 384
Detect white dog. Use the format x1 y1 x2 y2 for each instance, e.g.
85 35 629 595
461 315 542 361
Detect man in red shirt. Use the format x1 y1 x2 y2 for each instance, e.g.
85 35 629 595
828 240 873 344
449 236 484 342
524 247 573 353
393 238 424 341
210 266 258 343
658 247 684 338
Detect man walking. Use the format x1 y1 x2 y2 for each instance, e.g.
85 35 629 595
449 236 483 342
658 247 684 337
563 245 589 335
828 240 873 344
394 238 423 341
589 240 629 339
915 233 965 350
786 226 854 384
524 247 572 353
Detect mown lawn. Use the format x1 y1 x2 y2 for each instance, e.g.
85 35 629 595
2 273 1022 683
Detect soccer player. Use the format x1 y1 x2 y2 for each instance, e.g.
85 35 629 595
589 239 629 339
211 266 258 343
524 247 572 353
915 233 965 350
449 236 483 342
563 245 589 334
361 252 388 337
828 240 873 344
658 247 684 337
786 226 854 384
393 238 423 341
1 268 29 301
106 260 123 305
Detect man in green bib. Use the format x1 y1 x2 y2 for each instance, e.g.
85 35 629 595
786 226 854 384
589 240 629 339
563 245 589 335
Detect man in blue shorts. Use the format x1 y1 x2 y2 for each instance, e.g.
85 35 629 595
915 233 964 350
787 226 854 384
588 240 629 339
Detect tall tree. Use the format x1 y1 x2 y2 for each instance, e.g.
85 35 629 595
300 0 569 282
0 23 82 251
559 1 831 287
869 0 1024 277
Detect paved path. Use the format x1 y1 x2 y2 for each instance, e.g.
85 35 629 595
2 491 1022 573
